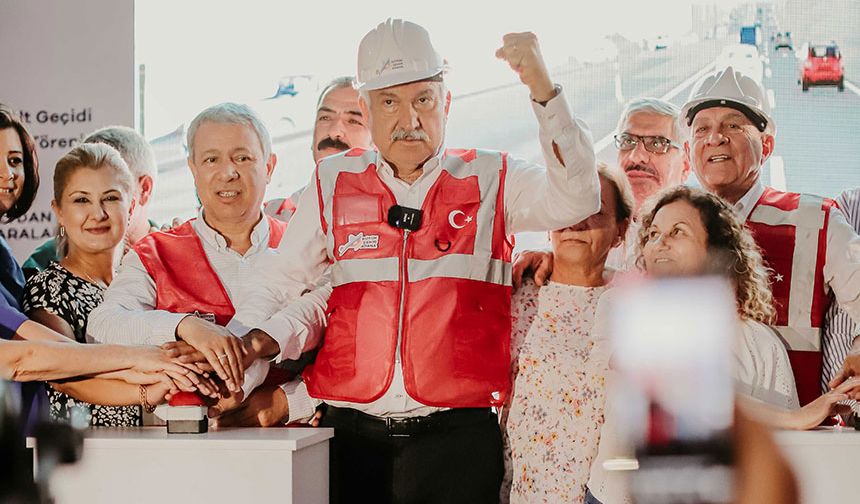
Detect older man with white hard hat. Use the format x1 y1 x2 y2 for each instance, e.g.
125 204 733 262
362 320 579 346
681 66 860 407
222 18 600 503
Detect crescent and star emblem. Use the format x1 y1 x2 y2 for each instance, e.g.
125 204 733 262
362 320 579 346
448 210 473 229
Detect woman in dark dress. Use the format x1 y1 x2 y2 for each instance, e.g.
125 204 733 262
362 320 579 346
23 143 179 426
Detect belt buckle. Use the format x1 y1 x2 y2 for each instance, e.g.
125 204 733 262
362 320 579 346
385 417 412 437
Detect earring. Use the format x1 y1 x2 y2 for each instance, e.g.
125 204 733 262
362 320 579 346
59 226 65 237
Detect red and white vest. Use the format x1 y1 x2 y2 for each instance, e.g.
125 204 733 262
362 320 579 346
134 217 286 326
303 148 514 408
746 186 837 406
263 196 298 223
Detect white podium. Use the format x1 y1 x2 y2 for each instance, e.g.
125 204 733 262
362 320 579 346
773 426 860 503
31 427 333 504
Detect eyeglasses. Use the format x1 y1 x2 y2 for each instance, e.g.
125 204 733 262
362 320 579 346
614 133 681 154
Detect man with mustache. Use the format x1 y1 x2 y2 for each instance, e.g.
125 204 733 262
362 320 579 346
264 77 372 221
607 97 690 268
517 98 690 273
616 98 690 210
682 66 860 407
223 19 600 503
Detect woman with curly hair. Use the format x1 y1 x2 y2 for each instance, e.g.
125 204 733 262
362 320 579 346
635 186 796 408
586 187 857 504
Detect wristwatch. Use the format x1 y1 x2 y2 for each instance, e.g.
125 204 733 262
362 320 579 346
533 84 562 107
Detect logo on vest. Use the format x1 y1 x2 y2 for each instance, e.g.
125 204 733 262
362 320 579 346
338 232 380 256
774 273 784 282
448 210 473 229
192 310 217 324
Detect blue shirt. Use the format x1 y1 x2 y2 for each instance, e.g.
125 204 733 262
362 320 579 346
0 236 27 339
0 236 44 435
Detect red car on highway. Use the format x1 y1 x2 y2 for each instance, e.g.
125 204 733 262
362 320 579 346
800 42 844 92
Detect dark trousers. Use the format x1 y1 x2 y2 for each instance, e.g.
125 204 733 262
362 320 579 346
321 405 504 504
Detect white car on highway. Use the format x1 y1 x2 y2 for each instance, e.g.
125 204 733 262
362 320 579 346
715 44 764 83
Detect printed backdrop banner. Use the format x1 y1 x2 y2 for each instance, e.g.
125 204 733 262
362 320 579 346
0 0 134 261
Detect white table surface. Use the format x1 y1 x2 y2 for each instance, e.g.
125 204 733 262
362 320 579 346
31 427 334 504
61 425 332 449
773 426 860 503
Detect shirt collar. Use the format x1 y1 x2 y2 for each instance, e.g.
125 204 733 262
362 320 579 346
733 180 765 221
375 144 445 184
193 207 269 254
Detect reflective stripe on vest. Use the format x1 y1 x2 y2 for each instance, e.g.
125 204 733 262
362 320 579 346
307 147 513 407
746 187 834 406
747 188 832 345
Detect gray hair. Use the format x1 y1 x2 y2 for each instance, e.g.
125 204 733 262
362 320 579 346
597 162 635 223
317 76 358 109
616 97 684 143
186 102 272 161
84 125 157 184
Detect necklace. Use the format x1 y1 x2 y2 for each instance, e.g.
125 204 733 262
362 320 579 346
81 270 106 288
62 260 109 289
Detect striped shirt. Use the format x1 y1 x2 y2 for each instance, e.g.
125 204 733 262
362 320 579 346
822 188 860 393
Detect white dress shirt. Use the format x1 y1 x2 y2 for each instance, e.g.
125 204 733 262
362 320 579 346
823 188 860 392
88 210 329 403
586 296 798 504
229 88 601 421
732 180 765 221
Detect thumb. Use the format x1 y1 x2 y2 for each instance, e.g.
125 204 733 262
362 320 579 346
208 405 222 417
829 370 847 388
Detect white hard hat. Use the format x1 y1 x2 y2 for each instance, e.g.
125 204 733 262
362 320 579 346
356 18 445 91
680 66 775 135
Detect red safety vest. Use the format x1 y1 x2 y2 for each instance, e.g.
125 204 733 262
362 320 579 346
263 196 298 222
746 186 836 406
135 217 286 326
304 148 514 408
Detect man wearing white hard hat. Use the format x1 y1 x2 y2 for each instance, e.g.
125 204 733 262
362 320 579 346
681 65 860 407
224 18 600 503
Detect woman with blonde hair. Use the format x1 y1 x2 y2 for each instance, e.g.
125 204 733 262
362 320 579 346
23 143 213 427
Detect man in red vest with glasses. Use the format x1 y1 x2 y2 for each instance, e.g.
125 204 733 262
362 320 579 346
222 18 601 503
89 103 328 416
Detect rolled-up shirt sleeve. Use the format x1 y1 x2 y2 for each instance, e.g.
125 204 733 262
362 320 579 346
280 378 320 424
504 87 600 234
228 177 330 355
824 207 860 323
87 250 187 345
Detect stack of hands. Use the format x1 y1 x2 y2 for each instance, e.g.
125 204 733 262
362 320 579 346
135 315 300 428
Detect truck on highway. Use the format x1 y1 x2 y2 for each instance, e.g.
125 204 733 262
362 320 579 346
740 26 757 46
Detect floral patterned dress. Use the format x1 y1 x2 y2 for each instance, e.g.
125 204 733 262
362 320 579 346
23 262 141 427
501 279 610 504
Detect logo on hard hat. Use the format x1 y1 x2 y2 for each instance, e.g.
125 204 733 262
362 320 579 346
376 58 405 77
